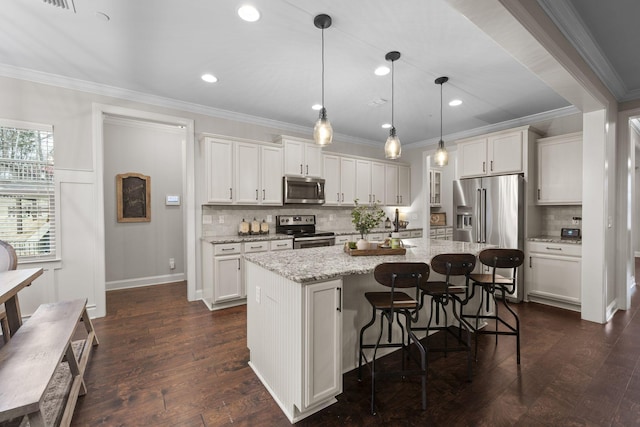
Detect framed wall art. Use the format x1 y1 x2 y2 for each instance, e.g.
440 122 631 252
116 172 151 223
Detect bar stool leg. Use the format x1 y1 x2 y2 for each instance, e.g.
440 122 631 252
358 307 377 381
370 311 388 415
500 287 521 364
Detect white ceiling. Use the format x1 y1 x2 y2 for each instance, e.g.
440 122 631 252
0 0 633 148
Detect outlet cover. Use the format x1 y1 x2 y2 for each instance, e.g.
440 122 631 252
267 215 273 222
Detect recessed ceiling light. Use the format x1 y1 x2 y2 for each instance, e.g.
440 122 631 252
381 123 392 129
201 74 218 83
374 66 390 76
449 99 462 106
238 5 260 22
312 104 323 111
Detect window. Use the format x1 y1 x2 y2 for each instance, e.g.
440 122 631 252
0 119 55 259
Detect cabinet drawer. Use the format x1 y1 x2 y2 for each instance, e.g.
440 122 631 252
436 228 446 235
214 243 242 255
270 239 293 251
429 229 436 238
397 231 411 238
334 235 351 245
527 241 581 257
369 233 386 242
244 241 269 253
410 230 423 238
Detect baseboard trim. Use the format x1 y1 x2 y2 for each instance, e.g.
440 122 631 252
106 273 186 291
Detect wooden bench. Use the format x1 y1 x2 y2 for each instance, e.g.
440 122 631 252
0 299 98 427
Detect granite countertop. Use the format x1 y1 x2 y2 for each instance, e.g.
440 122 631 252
528 236 582 245
244 237 493 284
201 234 293 244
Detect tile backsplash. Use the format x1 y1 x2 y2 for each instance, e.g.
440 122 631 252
540 206 582 236
201 205 412 236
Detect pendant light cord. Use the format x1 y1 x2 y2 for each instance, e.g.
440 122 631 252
391 60 395 127
321 27 325 112
440 81 443 140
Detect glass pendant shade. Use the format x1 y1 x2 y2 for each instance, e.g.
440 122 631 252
385 127 401 159
434 139 448 166
313 108 333 146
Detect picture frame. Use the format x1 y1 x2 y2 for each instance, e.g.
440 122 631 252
116 173 151 223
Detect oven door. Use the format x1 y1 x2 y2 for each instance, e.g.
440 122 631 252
293 236 335 249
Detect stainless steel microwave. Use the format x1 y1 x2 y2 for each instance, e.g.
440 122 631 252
283 176 325 204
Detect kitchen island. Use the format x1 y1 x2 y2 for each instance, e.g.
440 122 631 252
244 238 492 423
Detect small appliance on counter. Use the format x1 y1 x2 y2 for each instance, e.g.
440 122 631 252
561 227 581 240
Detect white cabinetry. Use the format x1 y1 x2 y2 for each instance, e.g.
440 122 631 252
355 160 371 204
457 127 538 179
371 162 386 205
410 229 423 238
303 280 342 407
323 155 356 206
384 164 410 206
202 238 293 310
205 136 282 205
205 138 234 203
429 227 452 240
526 241 581 311
429 169 442 207
536 132 582 205
281 137 322 178
334 235 353 246
213 243 243 303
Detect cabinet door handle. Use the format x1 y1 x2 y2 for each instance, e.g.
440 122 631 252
483 161 486 173
342 193 344 202
337 287 342 312
368 194 371 203
400 195 403 204
546 247 562 251
306 165 309 175
229 188 233 200
300 164 303 174
237 259 241 270
537 188 541 200
337 192 340 203
276 243 287 247
263 189 266 200
529 256 532 268
256 189 259 200
490 160 493 171
372 194 375 203
221 248 235 252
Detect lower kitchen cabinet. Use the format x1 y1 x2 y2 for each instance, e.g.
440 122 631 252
214 254 243 302
202 239 292 310
303 279 342 408
526 241 581 311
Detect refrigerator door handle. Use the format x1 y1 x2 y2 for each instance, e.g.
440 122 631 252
476 188 482 243
483 188 488 243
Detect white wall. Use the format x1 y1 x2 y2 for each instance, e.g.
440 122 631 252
103 116 185 290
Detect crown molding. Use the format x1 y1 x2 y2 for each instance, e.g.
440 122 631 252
404 105 580 150
537 0 628 102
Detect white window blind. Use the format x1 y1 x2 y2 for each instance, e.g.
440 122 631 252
0 120 55 259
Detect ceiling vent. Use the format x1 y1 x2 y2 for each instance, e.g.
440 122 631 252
42 0 76 12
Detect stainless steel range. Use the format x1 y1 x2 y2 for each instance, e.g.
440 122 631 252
275 215 335 249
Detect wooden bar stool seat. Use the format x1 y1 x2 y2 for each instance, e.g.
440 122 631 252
358 262 430 415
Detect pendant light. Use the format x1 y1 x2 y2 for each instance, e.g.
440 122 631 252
384 51 401 159
434 76 449 166
313 14 333 146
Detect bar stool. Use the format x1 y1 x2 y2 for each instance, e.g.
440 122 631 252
412 253 476 381
358 262 429 415
463 248 524 364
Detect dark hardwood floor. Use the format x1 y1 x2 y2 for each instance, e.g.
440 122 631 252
72 271 640 426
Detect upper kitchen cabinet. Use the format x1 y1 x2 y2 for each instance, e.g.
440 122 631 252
354 160 385 206
323 154 356 206
205 137 234 203
384 164 410 206
457 126 540 179
204 136 282 205
536 132 582 205
429 168 442 207
278 136 322 178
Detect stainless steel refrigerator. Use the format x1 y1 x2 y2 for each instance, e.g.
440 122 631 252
453 173 525 301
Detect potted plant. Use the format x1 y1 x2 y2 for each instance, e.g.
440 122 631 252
351 199 385 250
